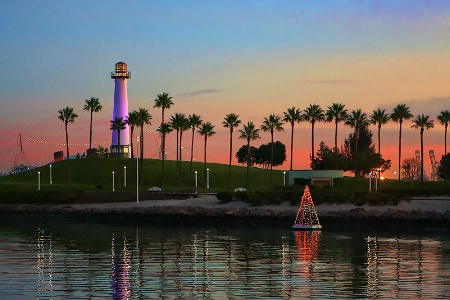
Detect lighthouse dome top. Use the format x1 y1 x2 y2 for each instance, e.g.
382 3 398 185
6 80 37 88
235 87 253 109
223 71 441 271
111 62 131 79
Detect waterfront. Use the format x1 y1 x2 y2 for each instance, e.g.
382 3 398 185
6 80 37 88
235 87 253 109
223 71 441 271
0 216 448 299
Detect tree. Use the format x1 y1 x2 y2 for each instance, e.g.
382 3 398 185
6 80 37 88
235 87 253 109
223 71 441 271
325 103 348 169
157 122 173 187
110 117 127 164
222 113 241 188
255 141 286 169
438 153 450 181
437 110 450 182
402 157 420 180
125 110 140 159
136 108 152 183
311 141 348 171
261 114 284 188
188 114 202 178
370 108 390 156
173 114 190 187
238 122 261 188
344 109 368 180
58 106 78 186
302 104 325 163
198 122 216 188
83 97 102 152
154 92 174 184
236 145 257 166
411 114 434 183
391 104 413 180
283 107 303 170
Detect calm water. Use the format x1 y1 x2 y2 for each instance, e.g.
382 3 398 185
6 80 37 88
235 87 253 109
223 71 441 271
0 215 449 299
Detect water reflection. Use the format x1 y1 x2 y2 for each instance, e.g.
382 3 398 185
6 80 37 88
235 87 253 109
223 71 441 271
0 219 448 299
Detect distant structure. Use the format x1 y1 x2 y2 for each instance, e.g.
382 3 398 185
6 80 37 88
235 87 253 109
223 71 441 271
110 62 131 158
429 150 439 181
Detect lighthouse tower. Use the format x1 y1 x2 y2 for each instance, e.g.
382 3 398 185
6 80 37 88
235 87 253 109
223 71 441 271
110 62 131 158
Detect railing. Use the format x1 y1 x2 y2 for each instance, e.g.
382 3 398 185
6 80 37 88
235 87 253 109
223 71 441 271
110 71 131 78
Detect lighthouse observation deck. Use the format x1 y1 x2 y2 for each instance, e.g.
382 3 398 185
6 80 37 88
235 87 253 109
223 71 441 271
110 61 131 79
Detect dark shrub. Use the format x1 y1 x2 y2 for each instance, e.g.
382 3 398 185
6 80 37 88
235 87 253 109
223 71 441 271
216 191 234 203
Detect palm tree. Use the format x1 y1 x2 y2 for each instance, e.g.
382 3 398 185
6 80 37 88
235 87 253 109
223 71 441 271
239 122 261 189
170 113 187 164
83 97 102 152
154 92 174 160
344 109 368 181
222 113 241 188
302 104 325 163
325 103 348 169
198 122 216 188
437 110 450 182
125 110 140 158
177 115 190 186
411 114 434 183
261 114 284 188
370 108 390 156
58 106 78 186
283 107 302 170
188 114 202 178
110 117 127 164
391 104 414 180
136 108 152 183
157 123 173 187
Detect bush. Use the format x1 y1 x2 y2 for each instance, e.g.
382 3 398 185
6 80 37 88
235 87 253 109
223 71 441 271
235 191 249 201
216 191 234 203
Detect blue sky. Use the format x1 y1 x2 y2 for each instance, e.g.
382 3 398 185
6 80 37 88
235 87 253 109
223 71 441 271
1 0 450 177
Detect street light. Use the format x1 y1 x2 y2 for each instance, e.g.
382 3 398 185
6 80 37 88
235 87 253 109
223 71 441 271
207 168 210 189
112 171 115 192
195 171 198 188
283 171 286 186
38 171 40 191
124 166 127 187
50 164 52 185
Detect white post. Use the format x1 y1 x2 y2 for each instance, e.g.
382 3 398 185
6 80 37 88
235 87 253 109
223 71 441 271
369 173 372 193
375 173 378 191
283 171 286 186
207 168 210 189
195 171 198 188
112 171 115 192
136 136 139 204
124 166 127 187
49 164 52 185
38 171 40 191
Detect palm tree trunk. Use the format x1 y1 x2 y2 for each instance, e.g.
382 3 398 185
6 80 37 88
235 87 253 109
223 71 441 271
161 132 165 187
89 110 93 150
378 124 381 155
140 126 144 185
89 109 93 185
311 122 315 162
178 131 183 187
190 128 195 181
398 122 402 181
228 130 233 188
65 122 71 187
420 129 424 184
130 126 134 159
246 141 250 189
353 128 359 191
445 125 448 182
290 123 294 171
334 120 338 170
204 136 207 188
270 131 274 189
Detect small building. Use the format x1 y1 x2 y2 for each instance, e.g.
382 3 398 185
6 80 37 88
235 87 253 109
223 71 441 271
287 170 344 187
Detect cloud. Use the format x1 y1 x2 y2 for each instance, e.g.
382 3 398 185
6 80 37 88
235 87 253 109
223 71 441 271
405 96 450 118
177 89 221 98
298 80 359 85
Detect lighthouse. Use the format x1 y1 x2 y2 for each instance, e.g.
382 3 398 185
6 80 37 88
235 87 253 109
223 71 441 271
110 62 131 158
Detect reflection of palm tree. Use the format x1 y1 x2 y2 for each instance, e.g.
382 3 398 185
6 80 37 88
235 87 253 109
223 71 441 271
157 123 173 187
370 109 390 156
325 103 348 169
58 106 78 186
125 110 139 158
391 104 413 180
223 113 241 188
283 107 302 170
239 122 261 189
198 122 216 188
83 97 102 185
188 114 202 178
261 114 284 188
110 117 127 166
303 104 325 163
344 109 368 181
411 114 434 183
437 110 450 182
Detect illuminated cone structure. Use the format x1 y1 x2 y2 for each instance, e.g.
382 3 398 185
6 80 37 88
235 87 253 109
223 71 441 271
292 185 322 230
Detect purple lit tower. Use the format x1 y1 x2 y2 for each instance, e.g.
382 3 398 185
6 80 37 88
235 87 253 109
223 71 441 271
110 62 131 158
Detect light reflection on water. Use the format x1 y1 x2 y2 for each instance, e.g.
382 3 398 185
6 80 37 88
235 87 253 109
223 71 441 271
0 218 448 299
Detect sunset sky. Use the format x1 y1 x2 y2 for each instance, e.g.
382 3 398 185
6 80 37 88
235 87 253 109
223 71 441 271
1 0 450 178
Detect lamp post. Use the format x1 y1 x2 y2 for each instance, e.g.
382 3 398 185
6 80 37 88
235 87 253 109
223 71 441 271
136 136 139 204
283 171 286 186
124 166 127 187
38 171 40 191
112 171 115 192
195 171 198 188
50 164 52 185
206 168 210 189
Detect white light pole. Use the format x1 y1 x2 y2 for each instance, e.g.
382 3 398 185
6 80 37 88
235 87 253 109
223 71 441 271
195 171 198 188
49 164 52 185
112 171 115 192
369 172 372 193
207 168 210 189
124 166 127 187
136 136 139 204
38 171 40 191
283 171 286 186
